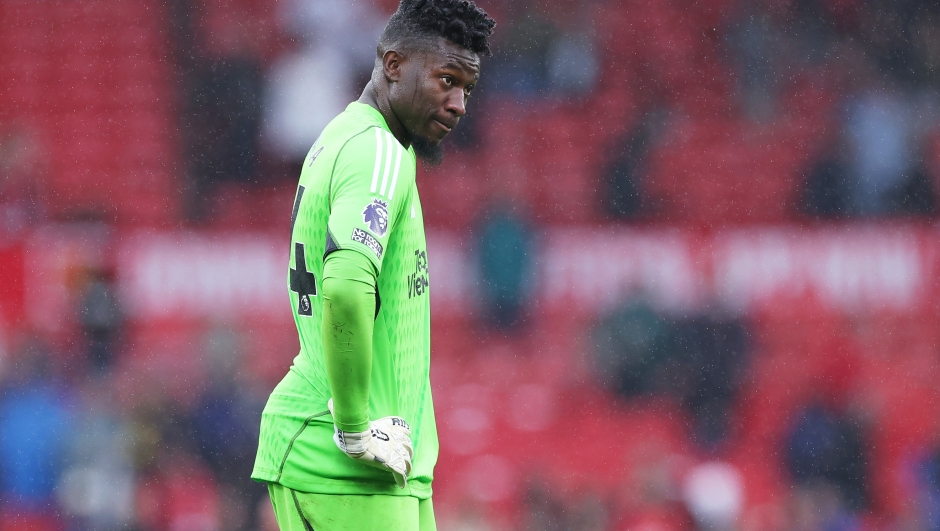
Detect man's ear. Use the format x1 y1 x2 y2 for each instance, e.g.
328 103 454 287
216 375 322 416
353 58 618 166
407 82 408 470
382 50 404 82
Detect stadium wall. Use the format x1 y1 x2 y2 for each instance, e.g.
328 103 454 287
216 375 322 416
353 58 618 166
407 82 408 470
3 224 933 330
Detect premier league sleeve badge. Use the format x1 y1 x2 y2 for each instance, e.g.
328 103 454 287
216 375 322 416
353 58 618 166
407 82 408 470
362 198 390 237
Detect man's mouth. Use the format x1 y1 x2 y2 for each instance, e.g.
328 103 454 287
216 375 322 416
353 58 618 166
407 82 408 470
433 119 454 133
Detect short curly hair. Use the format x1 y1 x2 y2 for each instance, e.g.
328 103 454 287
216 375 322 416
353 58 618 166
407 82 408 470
379 0 496 57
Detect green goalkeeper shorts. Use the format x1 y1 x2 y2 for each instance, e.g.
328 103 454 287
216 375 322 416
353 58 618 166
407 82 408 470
267 483 437 531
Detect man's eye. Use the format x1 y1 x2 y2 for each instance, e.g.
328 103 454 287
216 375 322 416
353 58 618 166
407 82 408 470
442 76 453 86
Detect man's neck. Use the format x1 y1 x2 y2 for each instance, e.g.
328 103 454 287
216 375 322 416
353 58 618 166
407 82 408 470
358 82 410 149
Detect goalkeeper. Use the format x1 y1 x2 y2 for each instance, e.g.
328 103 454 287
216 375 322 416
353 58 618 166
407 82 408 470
251 1 495 530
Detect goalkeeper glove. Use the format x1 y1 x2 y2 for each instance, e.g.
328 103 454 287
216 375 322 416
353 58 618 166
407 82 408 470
328 399 414 488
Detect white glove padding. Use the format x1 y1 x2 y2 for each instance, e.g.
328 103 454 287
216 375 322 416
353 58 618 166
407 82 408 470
327 399 414 488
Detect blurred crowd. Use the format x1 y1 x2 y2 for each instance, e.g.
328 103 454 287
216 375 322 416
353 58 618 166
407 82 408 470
154 0 940 227
0 268 273 531
4 0 940 530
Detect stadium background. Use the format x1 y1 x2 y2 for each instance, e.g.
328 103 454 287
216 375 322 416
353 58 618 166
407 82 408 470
3 0 940 529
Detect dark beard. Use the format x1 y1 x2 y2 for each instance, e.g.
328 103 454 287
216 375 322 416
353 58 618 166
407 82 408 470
411 136 445 166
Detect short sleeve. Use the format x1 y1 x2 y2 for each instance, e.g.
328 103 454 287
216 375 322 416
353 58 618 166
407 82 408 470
327 127 411 273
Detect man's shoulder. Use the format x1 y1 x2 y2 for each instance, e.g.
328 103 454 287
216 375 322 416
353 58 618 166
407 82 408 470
325 105 415 197
300 103 386 178
322 102 387 145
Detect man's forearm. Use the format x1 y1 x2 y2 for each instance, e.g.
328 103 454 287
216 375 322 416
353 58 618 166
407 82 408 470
321 250 378 432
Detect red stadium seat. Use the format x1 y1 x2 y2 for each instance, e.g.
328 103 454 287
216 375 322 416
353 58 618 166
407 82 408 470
2 0 175 225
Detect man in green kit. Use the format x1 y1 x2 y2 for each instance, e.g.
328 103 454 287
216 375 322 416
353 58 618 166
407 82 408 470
251 1 495 530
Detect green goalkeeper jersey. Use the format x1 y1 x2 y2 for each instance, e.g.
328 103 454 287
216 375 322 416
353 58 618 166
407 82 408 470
252 102 436 499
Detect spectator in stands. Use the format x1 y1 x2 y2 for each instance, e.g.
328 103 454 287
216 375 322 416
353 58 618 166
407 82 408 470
802 133 852 218
545 16 598 97
127 386 193 481
725 4 785 122
190 323 266 531
486 0 556 98
799 40 875 219
663 313 751 452
844 83 916 216
181 15 263 221
128 387 218 531
591 296 669 397
724 0 837 120
593 303 749 451
0 336 70 520
277 0 384 73
77 266 124 374
785 399 869 512
262 0 384 166
475 200 535 333
604 110 666 219
57 376 134 531
261 43 354 165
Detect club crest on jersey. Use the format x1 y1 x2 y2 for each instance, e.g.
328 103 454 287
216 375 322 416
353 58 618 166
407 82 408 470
362 198 389 237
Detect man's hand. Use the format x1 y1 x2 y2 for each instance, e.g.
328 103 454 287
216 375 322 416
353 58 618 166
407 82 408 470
328 399 414 488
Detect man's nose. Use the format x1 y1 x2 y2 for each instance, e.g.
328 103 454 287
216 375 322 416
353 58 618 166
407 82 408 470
444 90 466 117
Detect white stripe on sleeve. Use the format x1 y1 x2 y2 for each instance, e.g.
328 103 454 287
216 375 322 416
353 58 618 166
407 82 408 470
379 132 395 196
387 141 404 200
370 128 383 194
